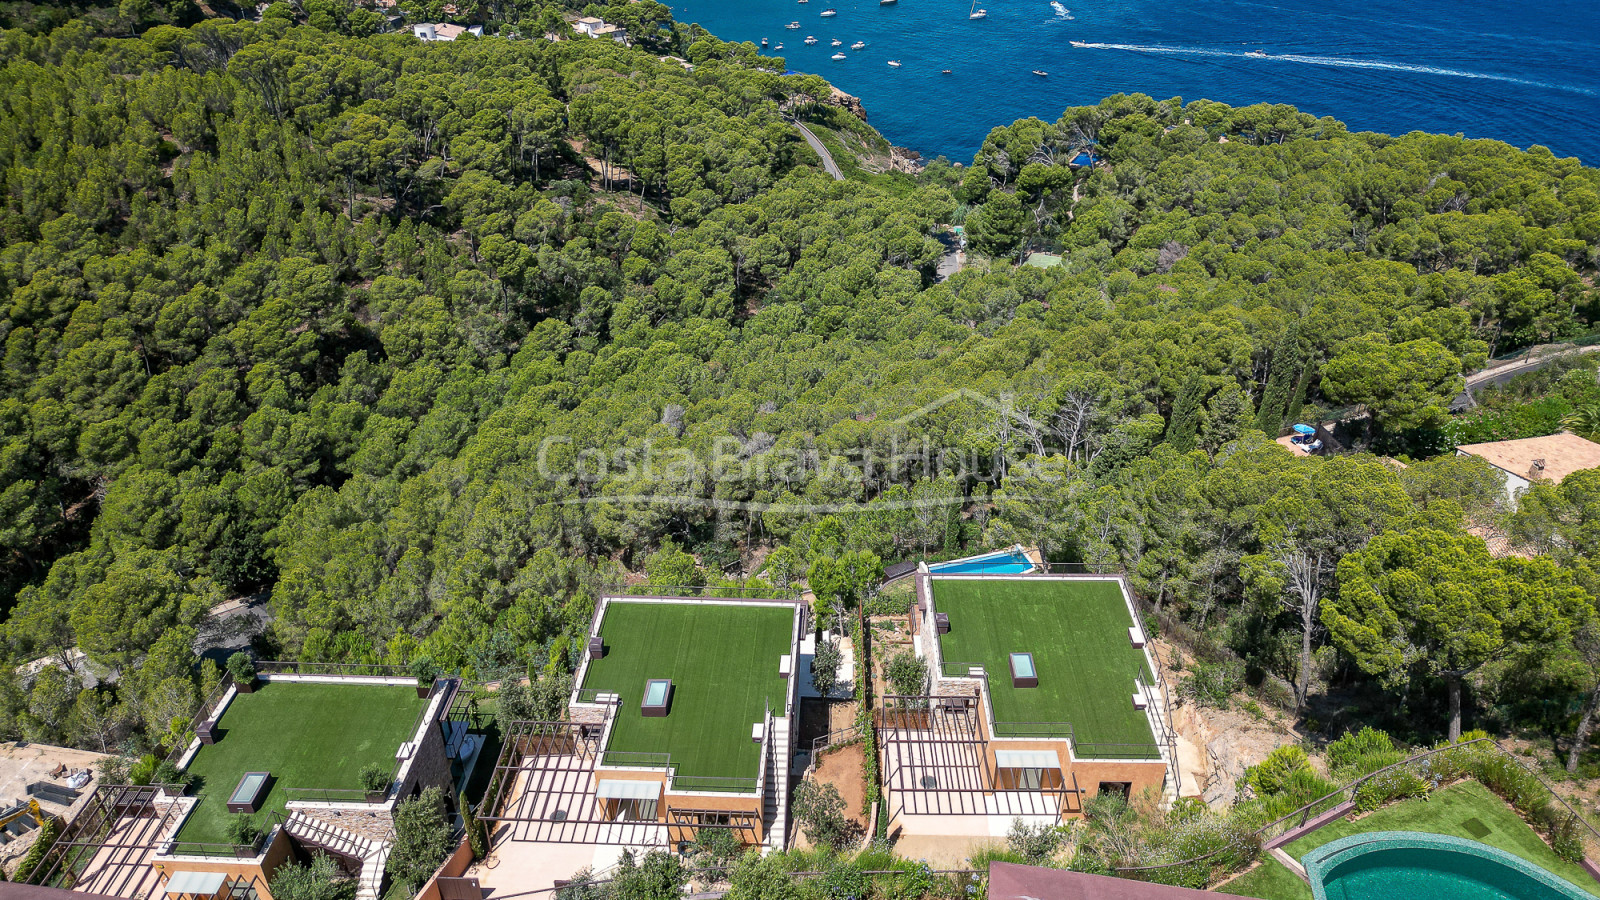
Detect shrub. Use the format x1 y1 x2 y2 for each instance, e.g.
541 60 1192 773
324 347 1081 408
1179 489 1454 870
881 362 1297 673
410 655 441 690
227 814 262 849
1326 727 1403 780
691 825 740 867
462 790 486 859
1550 810 1585 862
609 849 687 900
792 778 852 850
128 754 158 786
225 652 255 684
12 815 59 883
1179 658 1244 708
811 637 843 697
884 652 927 698
1353 766 1430 812
1005 818 1065 864
359 762 390 793
270 854 354 900
816 857 868 900
1245 746 1311 798
387 787 453 893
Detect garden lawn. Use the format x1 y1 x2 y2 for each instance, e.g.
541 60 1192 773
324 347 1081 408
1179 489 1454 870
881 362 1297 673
1285 780 1600 896
932 577 1157 756
175 681 427 845
581 601 795 787
1217 858 1312 900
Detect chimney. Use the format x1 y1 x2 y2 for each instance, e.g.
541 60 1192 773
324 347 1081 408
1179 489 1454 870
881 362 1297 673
1529 459 1547 480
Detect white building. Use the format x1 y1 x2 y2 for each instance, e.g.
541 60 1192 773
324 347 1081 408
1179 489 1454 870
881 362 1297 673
411 22 483 41
573 16 629 43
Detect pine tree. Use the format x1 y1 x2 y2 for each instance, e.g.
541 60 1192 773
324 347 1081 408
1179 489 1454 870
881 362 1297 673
1167 373 1204 453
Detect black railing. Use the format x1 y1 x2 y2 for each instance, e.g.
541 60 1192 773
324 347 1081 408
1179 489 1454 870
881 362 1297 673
255 660 412 677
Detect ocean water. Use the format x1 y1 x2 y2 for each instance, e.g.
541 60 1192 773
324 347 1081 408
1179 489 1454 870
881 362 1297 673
670 0 1600 164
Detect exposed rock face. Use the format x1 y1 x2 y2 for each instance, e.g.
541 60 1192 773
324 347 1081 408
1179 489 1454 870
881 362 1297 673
827 87 868 121
889 146 924 174
1172 701 1302 807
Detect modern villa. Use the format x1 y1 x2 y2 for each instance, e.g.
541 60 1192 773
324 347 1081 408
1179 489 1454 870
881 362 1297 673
31 673 466 900
473 594 804 889
882 566 1177 846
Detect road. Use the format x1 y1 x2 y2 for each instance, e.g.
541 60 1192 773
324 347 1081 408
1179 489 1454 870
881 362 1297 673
1452 342 1600 410
791 120 843 181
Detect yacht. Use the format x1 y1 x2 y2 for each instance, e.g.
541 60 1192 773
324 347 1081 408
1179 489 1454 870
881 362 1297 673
941 68 953 74
786 20 801 28
887 59 901 66
804 35 818 43
831 38 842 45
831 51 847 59
881 0 898 4
1069 39 1087 47
760 37 769 46
820 7 838 15
851 40 866 49
775 42 784 49
1247 48 1267 57
1032 69 1048 76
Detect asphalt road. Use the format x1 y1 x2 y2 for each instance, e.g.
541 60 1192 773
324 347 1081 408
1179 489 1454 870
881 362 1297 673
791 120 843 181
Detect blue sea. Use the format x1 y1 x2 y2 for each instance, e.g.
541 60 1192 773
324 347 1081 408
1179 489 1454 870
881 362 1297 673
670 0 1600 164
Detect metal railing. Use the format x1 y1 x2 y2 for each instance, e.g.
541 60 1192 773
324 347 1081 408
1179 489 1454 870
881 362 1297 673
255 660 413 677
280 786 380 804
933 660 1163 757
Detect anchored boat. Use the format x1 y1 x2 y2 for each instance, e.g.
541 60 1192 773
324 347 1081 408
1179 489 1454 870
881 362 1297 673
831 51 847 59
820 7 837 16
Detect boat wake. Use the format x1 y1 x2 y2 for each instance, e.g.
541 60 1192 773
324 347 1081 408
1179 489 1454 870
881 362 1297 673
1071 42 1596 96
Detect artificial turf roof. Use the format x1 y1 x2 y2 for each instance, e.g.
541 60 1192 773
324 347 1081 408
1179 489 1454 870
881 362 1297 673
581 600 796 788
932 576 1159 757
175 681 427 846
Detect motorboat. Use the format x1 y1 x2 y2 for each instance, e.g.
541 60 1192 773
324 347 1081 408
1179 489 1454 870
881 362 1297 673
804 35 818 43
887 59 901 66
831 51 847 59
941 68 952 73
1247 48 1267 57
786 21 800 28
775 42 784 49
851 40 866 49
831 38 842 45
760 37 769 46
1069 39 1087 47
1032 69 1048 76
820 7 837 15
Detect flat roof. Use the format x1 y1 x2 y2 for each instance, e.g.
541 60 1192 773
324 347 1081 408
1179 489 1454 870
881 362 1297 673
933 577 1158 757
1456 431 1600 485
175 681 427 845
582 600 795 788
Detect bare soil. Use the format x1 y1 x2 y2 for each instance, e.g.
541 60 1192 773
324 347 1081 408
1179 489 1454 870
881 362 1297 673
793 740 869 850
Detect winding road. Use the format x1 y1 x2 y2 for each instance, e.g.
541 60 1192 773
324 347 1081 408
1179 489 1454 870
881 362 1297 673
791 120 843 181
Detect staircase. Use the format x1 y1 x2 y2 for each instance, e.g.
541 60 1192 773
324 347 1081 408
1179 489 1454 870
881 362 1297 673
761 716 791 852
284 811 390 900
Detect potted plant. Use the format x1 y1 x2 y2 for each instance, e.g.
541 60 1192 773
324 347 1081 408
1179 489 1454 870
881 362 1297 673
360 762 391 803
410 656 441 698
226 652 257 693
227 814 262 858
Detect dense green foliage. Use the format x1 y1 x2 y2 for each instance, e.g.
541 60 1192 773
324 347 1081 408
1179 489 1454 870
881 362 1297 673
0 3 1598 777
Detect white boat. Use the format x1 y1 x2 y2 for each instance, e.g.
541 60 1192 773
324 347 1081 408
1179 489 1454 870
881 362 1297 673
760 37 769 46
941 68 952 73
820 7 837 15
805 35 818 43
1069 39 1087 47
831 38 842 45
968 1 987 18
831 51 847 59
1032 69 1048 76
887 59 901 66
881 0 898 4
1051 1 1067 15
786 20 801 28
851 40 866 49
775 43 784 49
1247 48 1267 57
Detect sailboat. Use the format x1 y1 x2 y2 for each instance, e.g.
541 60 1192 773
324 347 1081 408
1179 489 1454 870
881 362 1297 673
968 0 987 18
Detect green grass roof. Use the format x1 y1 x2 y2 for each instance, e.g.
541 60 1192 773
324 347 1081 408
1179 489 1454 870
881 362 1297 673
932 577 1158 757
175 681 427 846
581 600 795 789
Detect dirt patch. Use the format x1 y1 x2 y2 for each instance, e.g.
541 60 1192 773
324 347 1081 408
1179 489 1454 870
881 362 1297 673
794 740 869 850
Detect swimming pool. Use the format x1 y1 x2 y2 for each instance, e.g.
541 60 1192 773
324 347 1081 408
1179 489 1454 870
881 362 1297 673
1305 832 1595 900
927 548 1034 574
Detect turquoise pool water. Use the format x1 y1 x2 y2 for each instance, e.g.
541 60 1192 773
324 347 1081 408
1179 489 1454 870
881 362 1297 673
928 550 1033 574
1306 832 1594 900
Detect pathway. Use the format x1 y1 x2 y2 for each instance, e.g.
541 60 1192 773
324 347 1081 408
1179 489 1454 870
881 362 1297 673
791 120 843 181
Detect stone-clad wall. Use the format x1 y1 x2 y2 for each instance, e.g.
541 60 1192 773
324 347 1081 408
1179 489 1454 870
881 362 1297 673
398 711 453 804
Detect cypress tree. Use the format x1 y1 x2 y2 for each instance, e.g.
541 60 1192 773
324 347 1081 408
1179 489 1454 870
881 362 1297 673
1255 325 1300 436
1167 373 1204 453
1285 360 1316 427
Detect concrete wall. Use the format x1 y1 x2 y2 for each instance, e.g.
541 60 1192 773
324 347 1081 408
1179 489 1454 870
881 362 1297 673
662 790 763 845
151 825 294 900
412 837 475 900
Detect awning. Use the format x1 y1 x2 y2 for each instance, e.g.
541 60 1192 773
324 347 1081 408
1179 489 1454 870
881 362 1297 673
994 750 1061 770
596 779 662 800
165 871 228 895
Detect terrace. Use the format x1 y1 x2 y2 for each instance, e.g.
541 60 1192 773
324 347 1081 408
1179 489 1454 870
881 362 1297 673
174 681 428 846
